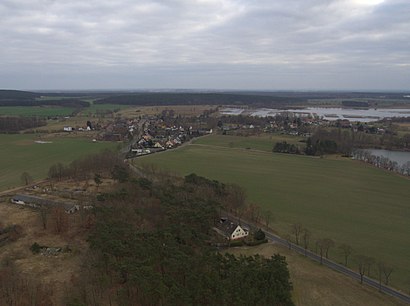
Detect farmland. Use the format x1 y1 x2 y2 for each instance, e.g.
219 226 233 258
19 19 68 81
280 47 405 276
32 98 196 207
0 134 117 191
135 134 410 291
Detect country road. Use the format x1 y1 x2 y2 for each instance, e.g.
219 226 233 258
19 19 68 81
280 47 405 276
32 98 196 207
228 214 410 304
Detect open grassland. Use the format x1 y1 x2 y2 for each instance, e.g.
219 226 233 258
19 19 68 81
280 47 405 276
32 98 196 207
0 106 75 117
79 103 130 115
228 243 407 306
135 134 410 291
0 134 116 191
194 134 305 152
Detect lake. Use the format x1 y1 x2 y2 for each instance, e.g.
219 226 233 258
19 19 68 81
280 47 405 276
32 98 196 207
220 107 410 122
360 149 410 167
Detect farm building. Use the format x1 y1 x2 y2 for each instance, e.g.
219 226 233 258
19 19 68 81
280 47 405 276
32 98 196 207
10 194 79 214
63 126 73 132
214 218 249 240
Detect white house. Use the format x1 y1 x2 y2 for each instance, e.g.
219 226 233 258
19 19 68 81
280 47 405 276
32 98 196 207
214 218 249 240
63 126 73 132
229 225 249 240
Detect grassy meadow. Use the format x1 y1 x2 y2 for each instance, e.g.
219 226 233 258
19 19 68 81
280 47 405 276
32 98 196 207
0 134 117 191
135 134 410 291
79 103 129 115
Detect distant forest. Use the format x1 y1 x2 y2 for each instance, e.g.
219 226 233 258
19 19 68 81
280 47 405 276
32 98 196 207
0 90 89 108
94 92 306 107
1 89 409 109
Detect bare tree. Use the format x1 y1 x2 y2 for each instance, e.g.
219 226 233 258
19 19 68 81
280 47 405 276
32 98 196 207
20 172 33 186
291 223 303 245
53 207 68 233
356 255 374 284
39 207 49 230
379 262 394 285
365 257 375 277
301 228 311 256
316 239 325 264
263 210 274 229
338 244 353 266
284 234 292 250
322 238 335 259
377 261 384 292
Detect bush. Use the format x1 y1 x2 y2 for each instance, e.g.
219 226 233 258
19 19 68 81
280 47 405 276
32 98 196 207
30 242 42 254
254 229 266 241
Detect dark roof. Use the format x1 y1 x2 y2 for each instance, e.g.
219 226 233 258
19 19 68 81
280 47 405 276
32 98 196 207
12 194 55 206
215 218 240 236
12 194 76 210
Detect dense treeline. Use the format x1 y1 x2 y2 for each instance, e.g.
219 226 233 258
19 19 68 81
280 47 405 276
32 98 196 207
0 116 46 132
0 98 89 108
0 90 40 100
48 150 124 181
65 166 293 306
341 101 369 107
273 141 301 154
304 137 338 156
95 93 305 107
308 127 410 154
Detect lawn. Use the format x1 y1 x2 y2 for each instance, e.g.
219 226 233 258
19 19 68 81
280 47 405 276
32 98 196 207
0 134 117 191
135 134 410 291
0 106 75 117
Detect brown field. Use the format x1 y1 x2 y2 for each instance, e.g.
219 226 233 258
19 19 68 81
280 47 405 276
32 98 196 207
227 243 407 306
0 178 113 304
117 104 216 118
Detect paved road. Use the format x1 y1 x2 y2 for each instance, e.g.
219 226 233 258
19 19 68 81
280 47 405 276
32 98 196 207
228 215 410 304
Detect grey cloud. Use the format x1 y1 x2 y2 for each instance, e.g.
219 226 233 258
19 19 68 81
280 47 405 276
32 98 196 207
0 0 409 90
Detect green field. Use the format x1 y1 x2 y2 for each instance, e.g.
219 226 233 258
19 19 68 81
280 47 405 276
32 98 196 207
0 134 117 191
194 134 305 152
79 103 129 115
135 134 410 291
0 106 75 117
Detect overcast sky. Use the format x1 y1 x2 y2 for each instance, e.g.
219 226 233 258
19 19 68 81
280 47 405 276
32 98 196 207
0 0 409 91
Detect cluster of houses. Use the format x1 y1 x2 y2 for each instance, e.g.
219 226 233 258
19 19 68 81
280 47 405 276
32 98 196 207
10 194 91 214
128 118 212 157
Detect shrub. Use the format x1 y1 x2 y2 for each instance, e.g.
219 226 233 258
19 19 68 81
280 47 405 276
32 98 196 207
30 242 42 254
254 229 266 241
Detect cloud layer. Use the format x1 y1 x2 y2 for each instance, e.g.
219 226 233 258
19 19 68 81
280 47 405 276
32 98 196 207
0 0 409 90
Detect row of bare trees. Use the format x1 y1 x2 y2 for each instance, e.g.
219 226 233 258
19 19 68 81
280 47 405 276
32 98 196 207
353 150 410 176
289 223 395 289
